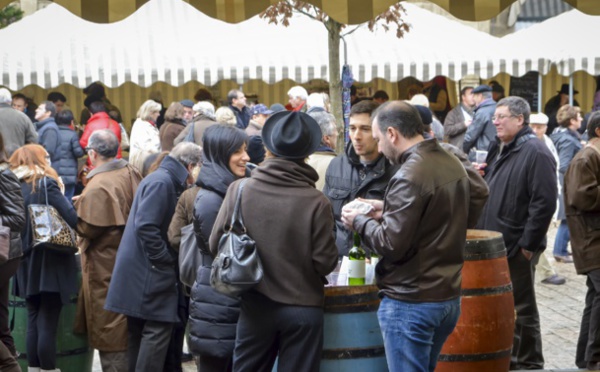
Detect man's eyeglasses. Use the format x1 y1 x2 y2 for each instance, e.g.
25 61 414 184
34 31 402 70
85 147 95 153
492 114 520 121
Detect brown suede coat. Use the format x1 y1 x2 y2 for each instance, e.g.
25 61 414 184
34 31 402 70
209 158 338 307
74 159 142 351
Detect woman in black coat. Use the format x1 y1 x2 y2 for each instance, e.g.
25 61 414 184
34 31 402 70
55 110 84 200
0 133 25 372
9 144 78 371
188 124 250 372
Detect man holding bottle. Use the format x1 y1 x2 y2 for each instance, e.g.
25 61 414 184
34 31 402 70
342 101 486 372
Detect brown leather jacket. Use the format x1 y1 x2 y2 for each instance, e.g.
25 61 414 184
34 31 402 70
564 144 600 275
354 139 487 302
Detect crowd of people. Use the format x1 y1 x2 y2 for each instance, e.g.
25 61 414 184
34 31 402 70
0 77 600 372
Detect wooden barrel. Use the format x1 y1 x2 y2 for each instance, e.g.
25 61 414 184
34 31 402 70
436 229 515 372
9 276 93 372
321 285 388 371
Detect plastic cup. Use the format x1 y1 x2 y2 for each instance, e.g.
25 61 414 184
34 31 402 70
476 150 488 164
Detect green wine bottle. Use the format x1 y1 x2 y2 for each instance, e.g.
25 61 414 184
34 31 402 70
348 232 366 286
370 251 380 266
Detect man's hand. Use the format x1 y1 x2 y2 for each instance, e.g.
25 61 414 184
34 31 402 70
521 248 533 261
472 162 487 177
465 119 473 127
341 208 361 231
356 198 384 220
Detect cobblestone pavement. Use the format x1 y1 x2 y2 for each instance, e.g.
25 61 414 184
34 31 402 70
92 224 587 371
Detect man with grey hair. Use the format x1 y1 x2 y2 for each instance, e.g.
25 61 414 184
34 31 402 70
463 85 497 159
476 96 557 370
106 141 202 371
227 89 250 129
173 101 217 147
74 129 143 372
0 88 37 155
307 110 337 191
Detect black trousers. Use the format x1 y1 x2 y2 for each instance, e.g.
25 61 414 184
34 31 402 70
127 316 173 372
163 288 189 372
26 292 63 369
508 251 544 370
232 291 324 372
0 258 20 356
576 269 600 368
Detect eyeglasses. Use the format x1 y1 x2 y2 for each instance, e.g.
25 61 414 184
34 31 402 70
492 114 519 121
85 147 95 153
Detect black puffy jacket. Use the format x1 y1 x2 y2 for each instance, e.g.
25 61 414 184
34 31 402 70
188 160 241 359
0 164 25 260
57 125 84 185
323 142 398 256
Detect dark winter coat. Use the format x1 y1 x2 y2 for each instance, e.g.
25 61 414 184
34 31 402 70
57 125 84 185
105 156 189 322
564 144 600 274
0 164 25 260
323 142 399 256
477 126 557 258
173 114 217 147
550 128 582 220
188 161 241 358
36 118 62 168
230 105 251 130
13 177 78 304
209 158 338 307
463 98 497 155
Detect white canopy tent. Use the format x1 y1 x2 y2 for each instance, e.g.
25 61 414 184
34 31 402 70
0 0 525 91
500 8 600 78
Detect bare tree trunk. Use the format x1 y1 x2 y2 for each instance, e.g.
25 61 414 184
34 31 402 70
326 18 344 153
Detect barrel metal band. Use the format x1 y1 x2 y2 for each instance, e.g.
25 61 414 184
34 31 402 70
18 347 90 359
322 346 386 359
461 283 513 297
438 348 512 362
463 249 506 261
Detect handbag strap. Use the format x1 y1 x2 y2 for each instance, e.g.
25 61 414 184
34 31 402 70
228 178 249 233
36 176 49 206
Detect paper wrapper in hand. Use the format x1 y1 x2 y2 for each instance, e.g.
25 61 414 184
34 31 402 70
342 199 374 215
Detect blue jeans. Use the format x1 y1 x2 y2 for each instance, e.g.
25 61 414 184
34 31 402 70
378 296 461 372
553 220 570 256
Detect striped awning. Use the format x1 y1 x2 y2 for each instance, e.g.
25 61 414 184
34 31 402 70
1 0 599 24
501 8 600 77
0 0 526 90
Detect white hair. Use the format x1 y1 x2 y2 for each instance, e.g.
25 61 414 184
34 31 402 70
0 88 12 104
307 93 326 109
287 86 308 100
410 94 430 108
193 101 215 118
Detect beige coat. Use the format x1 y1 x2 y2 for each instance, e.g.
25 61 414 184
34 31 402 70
74 160 142 351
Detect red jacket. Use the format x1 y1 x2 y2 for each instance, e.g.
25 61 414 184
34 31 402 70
80 112 122 167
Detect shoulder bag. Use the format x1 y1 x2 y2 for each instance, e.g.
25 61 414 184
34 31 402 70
210 179 263 297
28 177 78 255
179 222 201 287
184 122 195 143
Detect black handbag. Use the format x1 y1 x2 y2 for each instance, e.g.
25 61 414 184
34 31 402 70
210 179 263 297
28 177 78 255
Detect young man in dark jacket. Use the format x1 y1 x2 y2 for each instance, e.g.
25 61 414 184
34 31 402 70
477 96 557 370
323 100 398 256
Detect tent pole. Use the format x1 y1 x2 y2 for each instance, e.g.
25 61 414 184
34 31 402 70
569 76 574 106
537 73 542 113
